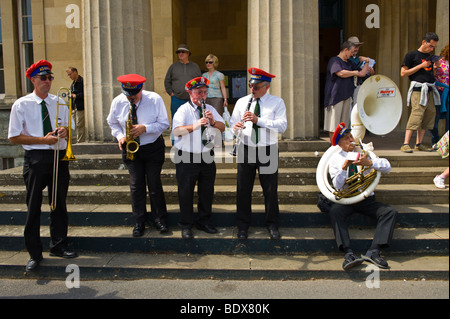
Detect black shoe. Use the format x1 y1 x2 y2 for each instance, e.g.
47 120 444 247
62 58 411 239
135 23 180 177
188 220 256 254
362 250 390 269
155 221 169 233
237 229 248 240
182 228 193 239
196 224 218 234
133 223 145 237
267 226 281 240
342 252 364 271
49 248 78 259
25 256 43 272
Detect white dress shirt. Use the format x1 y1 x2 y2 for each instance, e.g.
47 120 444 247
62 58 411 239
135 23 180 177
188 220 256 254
230 93 287 147
107 91 169 146
8 91 71 151
329 149 391 196
172 101 224 154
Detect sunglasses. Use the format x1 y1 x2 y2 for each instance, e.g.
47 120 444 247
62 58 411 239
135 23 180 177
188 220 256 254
249 83 267 90
176 50 188 54
206 61 214 64
36 75 55 81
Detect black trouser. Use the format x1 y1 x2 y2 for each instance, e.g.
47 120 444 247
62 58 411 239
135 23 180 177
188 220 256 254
236 145 280 231
175 150 216 229
123 135 167 225
23 150 70 259
329 196 398 251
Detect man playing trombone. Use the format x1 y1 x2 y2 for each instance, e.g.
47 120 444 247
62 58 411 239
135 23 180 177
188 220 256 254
230 68 287 240
107 74 170 237
8 60 78 272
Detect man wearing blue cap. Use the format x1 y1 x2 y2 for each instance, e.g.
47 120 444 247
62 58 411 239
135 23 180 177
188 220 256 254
328 123 398 270
107 74 170 237
9 59 78 271
230 67 287 240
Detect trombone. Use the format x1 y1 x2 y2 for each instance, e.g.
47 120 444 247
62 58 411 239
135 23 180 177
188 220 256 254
51 88 76 211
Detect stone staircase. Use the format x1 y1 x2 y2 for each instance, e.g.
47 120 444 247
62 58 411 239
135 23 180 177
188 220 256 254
0 140 448 281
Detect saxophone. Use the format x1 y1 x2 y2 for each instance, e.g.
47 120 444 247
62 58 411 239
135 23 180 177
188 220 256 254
125 106 140 161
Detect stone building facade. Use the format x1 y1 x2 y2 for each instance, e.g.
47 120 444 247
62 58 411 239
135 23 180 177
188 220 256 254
1 0 448 167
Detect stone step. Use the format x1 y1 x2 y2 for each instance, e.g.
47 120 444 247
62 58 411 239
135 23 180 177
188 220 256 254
1 204 448 228
0 225 448 255
1 166 447 186
0 250 448 281
35 150 446 170
0 184 448 205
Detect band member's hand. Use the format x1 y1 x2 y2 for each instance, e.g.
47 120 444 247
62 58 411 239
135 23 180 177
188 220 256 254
193 118 209 131
233 122 245 132
353 153 373 167
43 132 59 145
203 110 214 123
342 159 353 171
118 137 127 151
243 111 258 124
55 127 68 139
130 124 146 138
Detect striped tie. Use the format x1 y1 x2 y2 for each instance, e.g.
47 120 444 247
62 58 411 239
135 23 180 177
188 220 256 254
41 101 52 136
251 98 261 144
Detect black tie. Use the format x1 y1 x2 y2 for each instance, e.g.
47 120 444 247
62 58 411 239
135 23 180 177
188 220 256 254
197 106 207 145
131 103 140 145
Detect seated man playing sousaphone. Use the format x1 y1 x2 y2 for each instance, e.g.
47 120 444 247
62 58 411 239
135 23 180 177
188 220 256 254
325 123 398 271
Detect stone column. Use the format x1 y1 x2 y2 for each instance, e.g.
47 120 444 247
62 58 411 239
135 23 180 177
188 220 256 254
376 0 439 130
248 0 320 140
436 0 449 54
82 0 154 142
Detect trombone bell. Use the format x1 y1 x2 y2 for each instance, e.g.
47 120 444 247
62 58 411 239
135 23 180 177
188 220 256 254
57 88 77 162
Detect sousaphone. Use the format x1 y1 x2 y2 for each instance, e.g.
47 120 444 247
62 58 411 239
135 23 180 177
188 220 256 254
316 75 402 205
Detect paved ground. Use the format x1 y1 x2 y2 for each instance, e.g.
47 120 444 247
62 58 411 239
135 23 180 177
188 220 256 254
0 278 448 300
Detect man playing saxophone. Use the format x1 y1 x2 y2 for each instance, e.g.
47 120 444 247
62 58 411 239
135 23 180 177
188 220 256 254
328 123 398 270
107 74 170 237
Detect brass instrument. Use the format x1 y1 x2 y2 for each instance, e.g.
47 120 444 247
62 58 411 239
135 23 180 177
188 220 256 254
125 105 140 161
51 88 76 211
333 142 378 200
230 95 253 156
316 75 402 205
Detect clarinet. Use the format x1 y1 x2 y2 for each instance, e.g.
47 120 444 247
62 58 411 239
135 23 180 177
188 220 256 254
200 99 212 144
230 95 253 156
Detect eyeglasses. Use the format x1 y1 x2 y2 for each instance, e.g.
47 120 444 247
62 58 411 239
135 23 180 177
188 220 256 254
36 75 55 81
206 61 214 64
426 42 436 49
